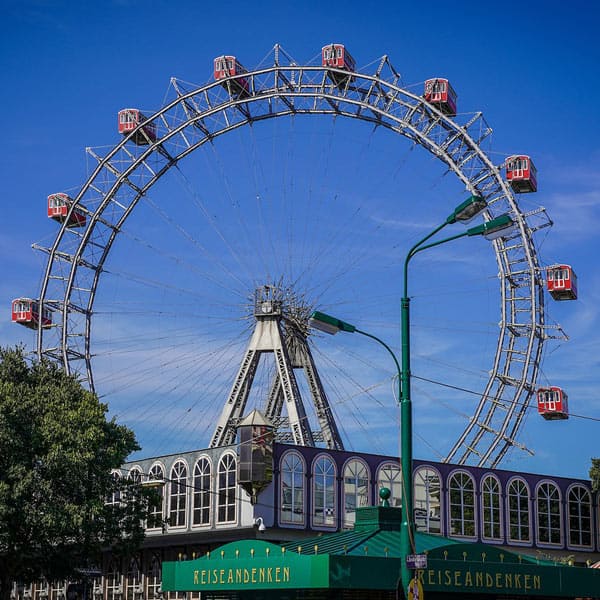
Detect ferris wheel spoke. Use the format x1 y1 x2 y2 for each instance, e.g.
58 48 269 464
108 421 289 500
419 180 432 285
31 47 553 464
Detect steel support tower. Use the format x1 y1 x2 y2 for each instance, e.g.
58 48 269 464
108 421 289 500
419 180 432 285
209 285 344 450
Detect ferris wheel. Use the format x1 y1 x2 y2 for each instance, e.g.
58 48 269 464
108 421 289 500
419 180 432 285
20 44 571 468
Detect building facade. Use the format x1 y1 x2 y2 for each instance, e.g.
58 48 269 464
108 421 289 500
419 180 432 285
12 443 599 600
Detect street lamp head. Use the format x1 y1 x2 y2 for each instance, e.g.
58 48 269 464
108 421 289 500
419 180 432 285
308 310 356 335
446 194 487 224
466 214 515 240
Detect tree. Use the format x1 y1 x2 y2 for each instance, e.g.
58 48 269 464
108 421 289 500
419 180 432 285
0 347 155 599
590 458 600 492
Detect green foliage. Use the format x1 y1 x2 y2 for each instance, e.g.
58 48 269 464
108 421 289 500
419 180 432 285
0 346 154 591
590 458 600 492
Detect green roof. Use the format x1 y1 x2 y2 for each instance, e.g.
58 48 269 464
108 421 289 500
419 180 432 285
283 506 551 565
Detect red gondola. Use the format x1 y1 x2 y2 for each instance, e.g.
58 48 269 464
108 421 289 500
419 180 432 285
505 155 537 193
47 193 86 228
11 298 52 329
424 78 457 116
537 386 569 420
321 44 355 87
213 56 250 98
547 264 578 301
117 109 157 145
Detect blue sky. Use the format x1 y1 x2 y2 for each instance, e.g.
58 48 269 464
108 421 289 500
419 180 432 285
1 0 599 479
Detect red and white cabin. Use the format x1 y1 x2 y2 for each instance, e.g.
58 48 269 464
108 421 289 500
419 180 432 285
118 109 157 145
321 44 356 86
547 264 577 301
213 56 250 98
505 155 537 193
537 386 569 420
424 78 457 116
11 298 52 329
47 193 86 228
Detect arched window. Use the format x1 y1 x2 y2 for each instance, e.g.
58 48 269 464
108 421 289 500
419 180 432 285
280 452 305 524
147 463 165 530
50 581 67 600
481 475 503 542
217 453 237 523
146 552 161 599
169 461 188 528
35 581 49 600
107 471 122 507
448 471 476 538
193 457 211 526
414 467 441 534
536 482 562 545
127 467 142 484
507 478 530 543
313 455 336 527
377 462 402 508
106 558 122 600
342 459 369 528
126 467 142 504
568 485 593 548
125 555 141 600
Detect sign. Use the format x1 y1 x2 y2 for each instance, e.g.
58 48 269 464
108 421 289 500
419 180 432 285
406 554 428 569
407 577 424 600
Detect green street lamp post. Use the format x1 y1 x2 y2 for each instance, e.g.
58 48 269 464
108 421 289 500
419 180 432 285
309 195 515 599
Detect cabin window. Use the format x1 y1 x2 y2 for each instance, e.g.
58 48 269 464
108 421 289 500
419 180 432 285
377 462 402 508
507 478 530 543
540 390 558 410
14 301 28 313
481 475 503 541
509 158 522 171
448 471 476 537
568 485 592 547
217 453 236 523
336 47 342 58
558 268 569 280
120 111 135 124
313 455 336 526
147 464 165 529
342 459 369 529
169 461 188 527
280 451 304 524
227 59 234 71
193 457 211 526
536 482 561 545
414 467 441 534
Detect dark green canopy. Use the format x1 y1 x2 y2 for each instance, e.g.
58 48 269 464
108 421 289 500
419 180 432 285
163 507 600 598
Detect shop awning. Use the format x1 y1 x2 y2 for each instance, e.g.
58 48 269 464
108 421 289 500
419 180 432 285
162 506 600 598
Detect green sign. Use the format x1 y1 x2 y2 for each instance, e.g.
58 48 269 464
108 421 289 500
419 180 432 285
162 539 600 597
162 541 329 592
419 560 551 595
